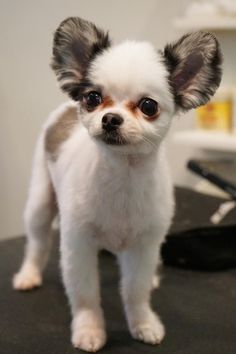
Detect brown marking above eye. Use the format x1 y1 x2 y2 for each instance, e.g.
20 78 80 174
100 96 114 109
126 101 139 117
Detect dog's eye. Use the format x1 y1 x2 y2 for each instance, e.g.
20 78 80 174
84 91 102 110
138 98 159 117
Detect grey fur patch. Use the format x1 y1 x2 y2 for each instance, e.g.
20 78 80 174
51 17 111 100
163 31 223 111
45 105 78 161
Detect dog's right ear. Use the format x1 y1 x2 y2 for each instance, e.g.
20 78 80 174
51 17 111 100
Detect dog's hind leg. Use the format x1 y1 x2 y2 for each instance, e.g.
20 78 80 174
13 134 57 291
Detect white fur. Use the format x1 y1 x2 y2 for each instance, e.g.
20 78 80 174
13 41 176 352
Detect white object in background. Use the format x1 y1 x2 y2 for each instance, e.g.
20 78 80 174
186 1 220 17
173 130 236 152
217 0 236 15
186 0 236 17
194 177 236 224
195 180 230 199
173 15 236 30
193 180 236 224
211 200 236 224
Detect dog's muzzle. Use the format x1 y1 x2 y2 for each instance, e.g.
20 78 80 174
101 113 125 145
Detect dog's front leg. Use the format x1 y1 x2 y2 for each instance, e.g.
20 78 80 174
60 220 106 352
118 236 165 345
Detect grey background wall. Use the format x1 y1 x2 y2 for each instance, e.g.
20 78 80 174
0 0 207 239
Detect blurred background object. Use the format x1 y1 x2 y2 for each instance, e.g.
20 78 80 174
196 87 233 132
172 0 236 197
1 0 236 239
186 0 236 17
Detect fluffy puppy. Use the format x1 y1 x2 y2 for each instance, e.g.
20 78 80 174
13 17 222 352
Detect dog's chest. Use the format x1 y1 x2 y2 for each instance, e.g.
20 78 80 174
87 164 158 251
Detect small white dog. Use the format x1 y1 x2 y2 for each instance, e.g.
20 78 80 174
13 17 222 352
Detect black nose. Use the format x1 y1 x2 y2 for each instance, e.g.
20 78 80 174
102 113 124 132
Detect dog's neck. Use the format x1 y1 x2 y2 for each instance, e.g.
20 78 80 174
126 154 144 167
98 145 161 171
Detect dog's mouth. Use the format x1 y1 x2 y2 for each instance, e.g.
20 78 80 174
101 131 128 145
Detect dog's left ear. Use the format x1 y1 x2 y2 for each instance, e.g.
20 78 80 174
163 31 222 111
51 17 111 100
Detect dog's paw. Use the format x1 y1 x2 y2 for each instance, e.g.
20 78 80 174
72 327 106 352
130 315 165 345
13 266 42 291
72 309 106 352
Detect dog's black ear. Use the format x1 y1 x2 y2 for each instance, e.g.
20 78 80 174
163 31 222 111
51 17 111 100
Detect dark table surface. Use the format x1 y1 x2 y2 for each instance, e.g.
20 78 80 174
0 236 236 354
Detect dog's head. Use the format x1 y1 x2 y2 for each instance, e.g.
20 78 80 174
51 17 222 154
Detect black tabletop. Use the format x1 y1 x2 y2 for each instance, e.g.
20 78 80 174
0 236 236 354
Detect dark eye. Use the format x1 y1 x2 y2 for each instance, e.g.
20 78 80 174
139 98 159 117
84 91 102 110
